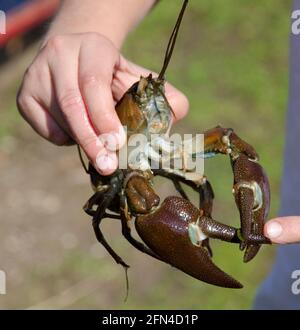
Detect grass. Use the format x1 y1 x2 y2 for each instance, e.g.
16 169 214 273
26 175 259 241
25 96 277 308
0 81 21 141
0 0 290 309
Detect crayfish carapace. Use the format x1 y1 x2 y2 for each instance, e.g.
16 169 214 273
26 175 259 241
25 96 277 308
78 0 271 290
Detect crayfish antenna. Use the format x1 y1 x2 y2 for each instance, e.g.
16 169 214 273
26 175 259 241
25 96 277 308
158 0 189 80
123 266 130 303
77 144 89 174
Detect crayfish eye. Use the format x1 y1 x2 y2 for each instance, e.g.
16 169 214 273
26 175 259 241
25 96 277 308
136 77 149 96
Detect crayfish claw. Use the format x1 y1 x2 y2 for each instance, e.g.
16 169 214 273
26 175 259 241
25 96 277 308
242 234 272 263
135 196 243 289
232 154 271 262
202 126 259 161
243 245 260 263
228 131 259 161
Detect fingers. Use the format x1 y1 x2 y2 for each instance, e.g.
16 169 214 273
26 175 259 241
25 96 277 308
264 216 300 244
165 82 189 121
78 36 126 145
17 93 72 146
17 62 73 146
18 34 125 175
47 37 117 175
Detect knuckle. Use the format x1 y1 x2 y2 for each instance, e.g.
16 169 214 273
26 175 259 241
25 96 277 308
100 109 114 123
81 135 98 151
59 90 83 114
86 32 102 43
85 32 114 49
46 35 65 53
80 135 106 163
83 32 117 56
16 92 31 115
81 73 102 89
17 66 37 114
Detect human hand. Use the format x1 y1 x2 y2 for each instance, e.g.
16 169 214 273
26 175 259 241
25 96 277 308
17 33 189 175
264 217 300 244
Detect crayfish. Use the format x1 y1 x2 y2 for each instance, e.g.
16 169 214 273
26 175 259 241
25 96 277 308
78 0 271 290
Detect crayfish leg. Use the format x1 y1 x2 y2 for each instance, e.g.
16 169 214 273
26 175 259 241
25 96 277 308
198 216 240 243
119 194 163 263
243 234 271 262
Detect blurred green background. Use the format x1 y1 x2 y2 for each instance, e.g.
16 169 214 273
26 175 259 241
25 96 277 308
0 0 290 309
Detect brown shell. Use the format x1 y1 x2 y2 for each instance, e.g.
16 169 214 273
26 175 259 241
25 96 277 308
135 196 242 288
116 92 146 136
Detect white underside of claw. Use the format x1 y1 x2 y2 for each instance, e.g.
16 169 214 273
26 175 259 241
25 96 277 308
188 219 208 247
234 180 263 212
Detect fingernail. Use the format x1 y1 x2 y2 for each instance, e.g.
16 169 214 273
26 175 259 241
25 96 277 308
98 128 126 151
266 221 283 239
96 153 116 174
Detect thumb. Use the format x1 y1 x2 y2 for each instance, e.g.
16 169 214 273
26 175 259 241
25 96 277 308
264 216 300 244
164 82 189 121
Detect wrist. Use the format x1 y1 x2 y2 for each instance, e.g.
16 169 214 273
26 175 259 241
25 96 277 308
44 0 156 49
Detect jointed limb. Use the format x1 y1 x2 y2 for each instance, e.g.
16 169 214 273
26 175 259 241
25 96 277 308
120 194 164 262
91 188 129 269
